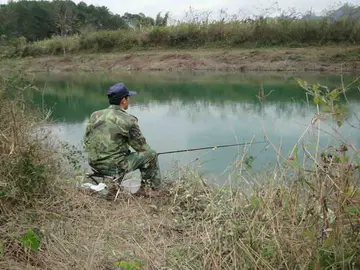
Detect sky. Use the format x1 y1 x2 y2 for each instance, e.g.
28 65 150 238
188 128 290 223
0 0 358 20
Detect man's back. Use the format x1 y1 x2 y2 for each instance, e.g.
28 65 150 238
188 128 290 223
84 105 144 172
83 82 161 192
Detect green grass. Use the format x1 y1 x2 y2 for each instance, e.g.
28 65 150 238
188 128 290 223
2 16 360 58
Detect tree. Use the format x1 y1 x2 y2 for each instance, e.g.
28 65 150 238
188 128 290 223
0 0 163 41
155 12 170 26
122 12 155 29
52 0 77 36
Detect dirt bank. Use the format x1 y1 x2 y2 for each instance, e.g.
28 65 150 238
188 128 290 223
1 46 360 73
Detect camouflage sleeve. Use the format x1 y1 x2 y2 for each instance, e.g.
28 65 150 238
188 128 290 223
83 117 93 149
84 121 92 139
128 119 151 152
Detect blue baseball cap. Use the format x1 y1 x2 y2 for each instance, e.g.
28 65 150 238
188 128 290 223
107 83 137 104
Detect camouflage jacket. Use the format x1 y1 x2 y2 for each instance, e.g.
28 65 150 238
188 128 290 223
83 105 151 171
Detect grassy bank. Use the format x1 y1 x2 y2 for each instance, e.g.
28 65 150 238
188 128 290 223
2 14 360 59
0 72 359 269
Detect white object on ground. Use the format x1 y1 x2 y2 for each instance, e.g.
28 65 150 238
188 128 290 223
80 178 140 195
121 179 141 194
81 182 107 192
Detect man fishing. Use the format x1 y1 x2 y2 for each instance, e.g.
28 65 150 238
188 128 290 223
83 82 162 196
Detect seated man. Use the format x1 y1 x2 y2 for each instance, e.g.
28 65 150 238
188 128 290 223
83 82 161 195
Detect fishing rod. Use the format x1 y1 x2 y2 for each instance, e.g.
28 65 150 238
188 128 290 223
157 140 268 156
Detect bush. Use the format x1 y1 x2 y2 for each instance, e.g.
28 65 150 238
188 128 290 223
3 15 360 58
79 30 139 52
0 72 63 208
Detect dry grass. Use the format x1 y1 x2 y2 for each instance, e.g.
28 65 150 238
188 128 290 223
1 46 360 74
0 74 61 208
0 165 358 269
0 72 359 269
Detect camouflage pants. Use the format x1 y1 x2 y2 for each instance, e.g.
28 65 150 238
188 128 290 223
119 150 162 189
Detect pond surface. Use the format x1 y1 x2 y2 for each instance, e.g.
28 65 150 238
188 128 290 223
29 71 360 183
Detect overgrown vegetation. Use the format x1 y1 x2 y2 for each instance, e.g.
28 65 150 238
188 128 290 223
1 2 360 58
0 0 168 41
0 71 359 269
0 73 57 207
0 71 81 267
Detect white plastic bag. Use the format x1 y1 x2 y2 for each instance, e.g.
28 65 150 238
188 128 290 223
81 182 107 192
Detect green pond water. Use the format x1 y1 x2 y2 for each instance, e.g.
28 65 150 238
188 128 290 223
29 71 360 184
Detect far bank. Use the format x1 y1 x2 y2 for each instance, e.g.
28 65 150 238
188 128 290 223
1 46 359 74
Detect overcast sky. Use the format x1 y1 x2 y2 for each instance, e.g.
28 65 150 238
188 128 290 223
1 0 358 20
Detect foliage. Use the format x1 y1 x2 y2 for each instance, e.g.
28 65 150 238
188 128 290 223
0 0 157 43
6 14 360 57
1 3 360 57
19 230 40 252
0 71 79 267
296 77 360 127
114 260 142 270
0 72 56 207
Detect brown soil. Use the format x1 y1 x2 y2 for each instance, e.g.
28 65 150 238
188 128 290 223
1 46 360 73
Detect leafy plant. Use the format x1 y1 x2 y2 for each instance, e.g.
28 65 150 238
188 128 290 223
244 155 255 168
114 260 142 270
19 230 40 252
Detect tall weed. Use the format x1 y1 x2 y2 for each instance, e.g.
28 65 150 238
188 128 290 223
0 72 69 209
4 16 360 57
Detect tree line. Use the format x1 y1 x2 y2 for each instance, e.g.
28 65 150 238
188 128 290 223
0 0 169 42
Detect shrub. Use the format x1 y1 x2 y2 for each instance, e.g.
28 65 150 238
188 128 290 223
4 15 360 58
0 71 73 210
